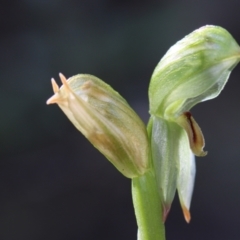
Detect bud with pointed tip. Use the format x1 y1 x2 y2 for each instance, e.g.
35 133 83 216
47 73 150 178
149 25 240 222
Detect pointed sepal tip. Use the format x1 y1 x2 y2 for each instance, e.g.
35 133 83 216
162 204 171 222
181 204 191 223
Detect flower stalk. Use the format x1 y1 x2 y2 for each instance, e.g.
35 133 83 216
132 170 165 240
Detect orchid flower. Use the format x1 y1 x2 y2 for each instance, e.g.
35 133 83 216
149 25 240 222
47 25 240 240
47 73 150 178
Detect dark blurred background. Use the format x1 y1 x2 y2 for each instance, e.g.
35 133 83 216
1 0 240 240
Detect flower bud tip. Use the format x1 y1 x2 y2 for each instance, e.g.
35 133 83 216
46 94 60 105
51 78 59 93
59 73 70 90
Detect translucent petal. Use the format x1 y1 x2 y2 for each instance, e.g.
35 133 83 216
151 116 183 221
177 129 196 223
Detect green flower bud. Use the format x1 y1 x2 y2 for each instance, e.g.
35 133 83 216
148 26 240 222
47 73 150 178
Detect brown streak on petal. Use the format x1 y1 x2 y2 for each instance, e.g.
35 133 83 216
184 112 197 143
176 112 207 157
81 80 92 90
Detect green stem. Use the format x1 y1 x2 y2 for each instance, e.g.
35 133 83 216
132 170 166 240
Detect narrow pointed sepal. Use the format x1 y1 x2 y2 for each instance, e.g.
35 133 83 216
46 78 61 104
176 112 207 157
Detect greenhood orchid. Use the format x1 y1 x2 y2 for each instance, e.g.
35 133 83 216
149 25 240 222
47 25 240 240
